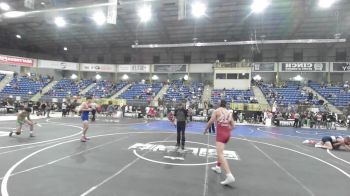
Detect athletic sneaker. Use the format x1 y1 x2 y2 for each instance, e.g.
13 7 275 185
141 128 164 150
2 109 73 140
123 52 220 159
302 140 310 144
80 137 87 142
315 143 323 148
9 131 13 137
29 133 35 137
84 136 90 140
211 166 222 174
220 174 235 185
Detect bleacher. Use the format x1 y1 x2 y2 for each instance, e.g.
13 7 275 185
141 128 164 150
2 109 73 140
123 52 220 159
260 82 318 105
309 82 350 107
211 89 254 104
0 76 49 99
44 79 93 98
85 81 127 98
119 83 162 101
164 81 203 102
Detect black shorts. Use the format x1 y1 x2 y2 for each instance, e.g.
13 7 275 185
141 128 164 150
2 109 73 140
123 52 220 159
321 136 340 149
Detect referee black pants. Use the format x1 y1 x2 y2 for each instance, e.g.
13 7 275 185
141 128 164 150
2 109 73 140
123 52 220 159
177 121 186 147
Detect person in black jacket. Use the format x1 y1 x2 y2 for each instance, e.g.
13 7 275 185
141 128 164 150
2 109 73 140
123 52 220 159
175 103 188 150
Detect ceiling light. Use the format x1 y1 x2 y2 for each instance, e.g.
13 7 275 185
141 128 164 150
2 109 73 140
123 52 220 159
3 11 26 18
95 74 102 80
253 75 262 81
137 5 152 22
92 12 106 25
0 2 10 11
184 75 189 81
16 34 22 39
55 17 66 27
191 2 206 18
152 75 159 80
63 47 68 51
251 0 270 14
122 74 129 80
318 0 336 8
294 75 303 81
71 74 78 80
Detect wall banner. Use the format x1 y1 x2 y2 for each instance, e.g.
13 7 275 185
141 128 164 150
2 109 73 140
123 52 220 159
252 62 275 72
38 60 78 71
280 62 327 72
118 65 150 73
81 63 116 73
0 55 34 67
332 62 350 72
154 64 187 72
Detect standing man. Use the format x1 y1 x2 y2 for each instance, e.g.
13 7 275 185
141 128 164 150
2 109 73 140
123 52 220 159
207 104 215 134
174 103 188 150
62 102 67 117
204 100 235 185
9 108 35 137
90 102 97 122
80 97 92 142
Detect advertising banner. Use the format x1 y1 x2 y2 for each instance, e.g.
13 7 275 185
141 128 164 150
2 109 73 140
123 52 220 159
280 62 327 72
0 55 34 67
118 65 150 73
154 64 187 72
332 62 350 72
38 60 78 71
252 62 276 72
81 63 116 73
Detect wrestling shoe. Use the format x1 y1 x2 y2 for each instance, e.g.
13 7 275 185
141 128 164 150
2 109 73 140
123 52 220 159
211 166 222 174
220 174 235 185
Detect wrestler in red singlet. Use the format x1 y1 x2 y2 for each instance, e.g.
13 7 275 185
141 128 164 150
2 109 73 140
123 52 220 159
216 110 232 144
204 100 235 185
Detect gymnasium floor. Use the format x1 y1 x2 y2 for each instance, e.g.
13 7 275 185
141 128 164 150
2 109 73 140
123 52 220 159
0 117 349 196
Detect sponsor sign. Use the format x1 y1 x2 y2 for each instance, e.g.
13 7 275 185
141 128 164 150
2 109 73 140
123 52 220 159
154 64 187 72
252 62 275 72
38 60 78 71
281 62 327 72
118 64 150 73
0 55 34 67
332 62 350 72
81 63 116 73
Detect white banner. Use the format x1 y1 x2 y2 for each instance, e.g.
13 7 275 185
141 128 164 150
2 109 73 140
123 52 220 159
81 63 116 73
107 0 118 24
38 60 78 71
118 65 150 73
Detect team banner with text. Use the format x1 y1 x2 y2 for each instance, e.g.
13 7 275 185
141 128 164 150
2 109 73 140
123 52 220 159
332 62 350 72
154 64 187 73
0 55 34 67
118 65 150 73
38 60 78 70
81 63 116 73
252 62 276 72
280 62 327 72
